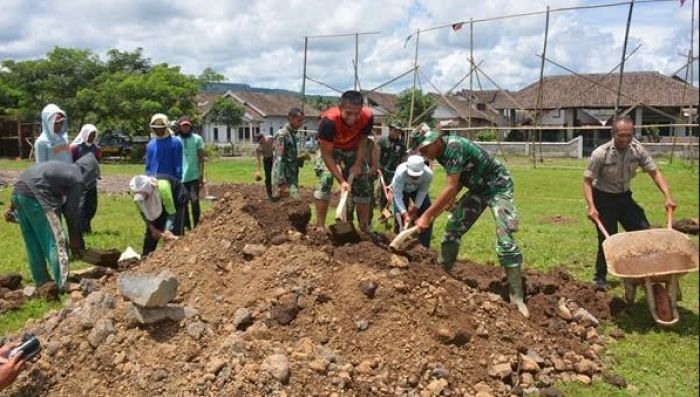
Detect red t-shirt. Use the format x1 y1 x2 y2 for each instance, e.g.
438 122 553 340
317 107 374 150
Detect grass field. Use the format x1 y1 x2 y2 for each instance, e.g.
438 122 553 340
0 156 698 396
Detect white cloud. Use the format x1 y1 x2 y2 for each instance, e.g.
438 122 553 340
0 0 696 94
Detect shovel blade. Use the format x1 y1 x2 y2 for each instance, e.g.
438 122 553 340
330 221 361 244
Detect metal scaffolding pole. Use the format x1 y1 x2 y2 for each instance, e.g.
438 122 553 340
408 29 420 128
615 0 635 113
468 19 474 132
354 33 359 90
300 36 308 113
534 6 550 167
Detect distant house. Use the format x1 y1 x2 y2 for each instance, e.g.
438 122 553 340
0 118 39 159
362 91 397 128
513 71 699 150
198 91 321 145
431 92 509 138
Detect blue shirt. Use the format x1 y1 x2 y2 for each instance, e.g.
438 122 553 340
145 136 183 180
390 162 433 214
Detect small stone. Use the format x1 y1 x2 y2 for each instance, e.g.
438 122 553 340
261 354 290 384
473 382 492 394
526 349 545 365
551 357 566 372
557 305 572 321
308 358 329 374
113 352 127 365
389 268 402 276
572 307 599 326
476 324 489 337
186 321 206 340
521 372 534 386
270 293 299 325
88 318 115 348
45 341 61 356
355 319 369 331
233 308 253 330
574 359 596 376
475 392 495 397
488 363 512 379
426 378 448 395
206 357 227 375
360 281 378 298
522 387 540 397
152 369 168 382
431 367 449 378
390 254 409 268
22 285 36 298
79 278 99 296
586 327 599 340
242 244 266 259
393 281 409 293
603 372 627 388
119 270 178 307
270 234 287 245
519 353 540 373
356 360 374 374
575 374 592 384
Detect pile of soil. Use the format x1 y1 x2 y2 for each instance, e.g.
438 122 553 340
5 184 624 396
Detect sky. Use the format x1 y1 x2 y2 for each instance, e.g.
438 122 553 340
0 0 697 95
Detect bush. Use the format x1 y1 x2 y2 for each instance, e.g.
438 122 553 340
203 143 220 159
475 130 497 142
127 144 146 163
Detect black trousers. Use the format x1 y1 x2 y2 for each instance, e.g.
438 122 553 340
263 157 273 198
183 180 201 230
80 187 98 233
593 188 650 280
142 212 168 257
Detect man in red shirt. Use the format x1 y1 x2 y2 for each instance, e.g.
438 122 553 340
314 90 374 232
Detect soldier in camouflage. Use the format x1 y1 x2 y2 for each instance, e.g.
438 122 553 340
412 121 529 318
377 122 407 210
272 108 305 199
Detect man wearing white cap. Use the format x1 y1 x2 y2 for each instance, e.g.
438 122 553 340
390 155 433 248
129 174 188 256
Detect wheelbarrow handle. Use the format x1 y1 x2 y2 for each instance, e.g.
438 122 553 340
666 206 674 230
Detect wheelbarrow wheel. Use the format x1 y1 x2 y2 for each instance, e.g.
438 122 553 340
652 283 673 323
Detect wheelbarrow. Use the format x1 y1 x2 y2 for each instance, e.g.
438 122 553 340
594 208 699 326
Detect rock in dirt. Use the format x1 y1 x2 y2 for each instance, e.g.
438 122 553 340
609 327 626 340
355 319 369 331
426 378 448 395
124 302 190 326
22 285 36 298
435 327 471 346
488 362 512 380
575 358 597 375
79 279 100 296
186 321 207 340
233 307 253 330
88 318 115 348
270 234 288 245
36 282 59 301
573 307 599 326
360 280 378 298
540 387 564 397
79 291 116 328
118 270 178 307
519 353 540 373
261 354 290 384
390 254 409 268
270 293 299 325
603 372 627 388
242 244 266 259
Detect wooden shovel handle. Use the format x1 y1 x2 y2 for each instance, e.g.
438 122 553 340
594 217 610 240
666 206 674 230
335 174 355 222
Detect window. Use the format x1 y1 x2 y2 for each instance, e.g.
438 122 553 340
244 126 251 140
238 127 244 140
269 126 273 134
213 128 219 141
255 127 260 135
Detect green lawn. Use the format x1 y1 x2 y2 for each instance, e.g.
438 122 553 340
0 156 698 396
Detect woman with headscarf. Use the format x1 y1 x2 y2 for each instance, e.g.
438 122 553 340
71 124 103 233
129 174 188 256
34 104 72 164
5 154 100 290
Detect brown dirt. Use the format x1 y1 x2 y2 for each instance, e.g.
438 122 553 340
6 184 619 396
543 215 577 225
673 218 699 235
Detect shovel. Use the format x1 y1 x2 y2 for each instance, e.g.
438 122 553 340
329 174 361 244
389 225 420 251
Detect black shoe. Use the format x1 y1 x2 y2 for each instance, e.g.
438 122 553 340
594 278 608 291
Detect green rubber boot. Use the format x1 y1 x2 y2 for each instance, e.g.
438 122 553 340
438 242 460 272
506 265 530 318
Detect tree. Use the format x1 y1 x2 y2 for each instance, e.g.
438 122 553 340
198 67 225 87
206 96 245 130
394 88 435 127
304 95 337 112
105 48 151 74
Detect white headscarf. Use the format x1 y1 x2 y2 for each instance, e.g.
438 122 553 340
72 124 98 146
129 175 163 221
40 104 68 145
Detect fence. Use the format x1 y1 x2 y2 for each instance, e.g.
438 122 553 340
477 136 584 159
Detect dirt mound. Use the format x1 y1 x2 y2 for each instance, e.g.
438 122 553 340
6 185 621 396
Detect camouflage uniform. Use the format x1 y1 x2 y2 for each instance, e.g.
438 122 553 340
272 123 299 199
377 136 406 209
437 135 522 268
313 149 371 204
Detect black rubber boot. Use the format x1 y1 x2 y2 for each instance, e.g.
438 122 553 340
438 242 460 272
506 265 530 318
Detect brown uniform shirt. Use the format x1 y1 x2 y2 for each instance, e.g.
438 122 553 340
584 139 657 193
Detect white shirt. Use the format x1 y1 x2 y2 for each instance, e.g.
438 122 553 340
390 162 433 214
